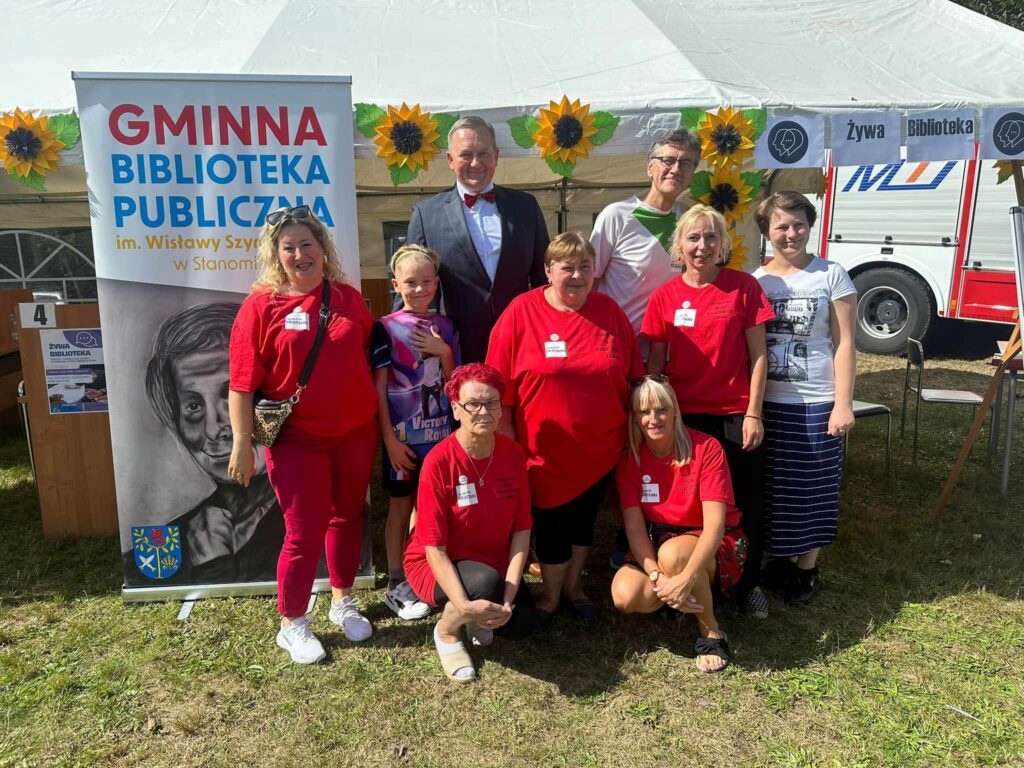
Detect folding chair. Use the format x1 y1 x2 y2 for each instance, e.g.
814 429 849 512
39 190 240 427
901 338 984 463
844 400 892 475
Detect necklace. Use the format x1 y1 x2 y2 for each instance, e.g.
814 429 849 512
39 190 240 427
468 448 496 486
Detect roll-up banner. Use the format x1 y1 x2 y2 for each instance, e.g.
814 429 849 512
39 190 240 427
72 73 373 601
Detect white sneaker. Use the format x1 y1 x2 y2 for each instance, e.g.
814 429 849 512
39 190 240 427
329 595 373 642
276 617 326 664
384 580 431 621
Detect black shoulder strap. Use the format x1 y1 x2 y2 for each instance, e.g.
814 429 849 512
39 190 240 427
296 280 331 388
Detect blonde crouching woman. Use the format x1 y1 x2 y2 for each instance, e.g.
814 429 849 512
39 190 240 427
610 377 748 673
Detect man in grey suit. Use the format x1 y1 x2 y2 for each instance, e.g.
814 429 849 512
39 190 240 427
406 116 550 363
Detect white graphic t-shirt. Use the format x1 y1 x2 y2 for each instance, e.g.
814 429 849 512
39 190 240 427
753 258 857 404
590 196 688 336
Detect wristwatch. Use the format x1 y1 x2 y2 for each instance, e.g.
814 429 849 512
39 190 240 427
649 569 661 584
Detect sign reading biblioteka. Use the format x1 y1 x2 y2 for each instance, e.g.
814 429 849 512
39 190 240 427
905 108 976 162
73 73 360 292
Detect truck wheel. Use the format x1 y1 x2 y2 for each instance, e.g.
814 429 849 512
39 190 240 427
852 268 934 355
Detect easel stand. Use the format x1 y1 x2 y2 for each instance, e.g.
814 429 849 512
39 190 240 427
932 159 1024 521
931 324 1021 521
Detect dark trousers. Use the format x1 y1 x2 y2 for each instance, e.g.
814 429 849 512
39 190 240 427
432 560 535 640
532 474 610 565
683 413 765 595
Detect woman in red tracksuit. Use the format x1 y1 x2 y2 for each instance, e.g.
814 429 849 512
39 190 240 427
228 205 377 665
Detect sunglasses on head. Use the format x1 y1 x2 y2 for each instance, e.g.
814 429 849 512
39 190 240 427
265 205 311 227
630 373 670 389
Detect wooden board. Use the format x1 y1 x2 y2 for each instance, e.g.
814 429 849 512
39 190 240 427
361 278 392 318
0 288 34 356
17 303 117 538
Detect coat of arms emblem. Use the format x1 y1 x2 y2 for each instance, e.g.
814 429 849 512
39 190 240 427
131 525 182 580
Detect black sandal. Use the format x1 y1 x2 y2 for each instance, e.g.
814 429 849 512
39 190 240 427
694 635 730 673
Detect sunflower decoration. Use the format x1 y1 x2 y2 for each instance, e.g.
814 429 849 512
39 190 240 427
533 96 598 164
725 231 749 271
680 106 766 170
696 107 758 170
355 102 459 186
0 108 80 192
690 167 762 229
508 96 619 177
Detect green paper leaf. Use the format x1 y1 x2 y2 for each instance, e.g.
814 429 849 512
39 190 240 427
385 163 417 188
741 171 763 196
9 169 46 192
679 107 705 132
508 115 540 149
48 113 80 149
995 161 1012 185
742 108 767 140
689 170 712 199
433 113 459 148
388 163 419 187
590 111 619 146
545 156 575 177
355 103 386 139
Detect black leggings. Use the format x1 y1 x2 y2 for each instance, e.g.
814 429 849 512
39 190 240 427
532 474 610 565
432 560 535 640
682 412 765 595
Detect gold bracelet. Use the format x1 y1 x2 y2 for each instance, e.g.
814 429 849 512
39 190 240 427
233 432 252 438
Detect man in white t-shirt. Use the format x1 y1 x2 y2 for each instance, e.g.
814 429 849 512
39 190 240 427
590 128 701 347
591 129 701 573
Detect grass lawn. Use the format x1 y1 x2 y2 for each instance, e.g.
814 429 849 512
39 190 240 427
2 343 1023 767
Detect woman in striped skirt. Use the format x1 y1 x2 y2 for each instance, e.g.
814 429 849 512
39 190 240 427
753 191 858 605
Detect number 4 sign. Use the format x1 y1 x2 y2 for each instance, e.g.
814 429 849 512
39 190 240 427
19 302 57 329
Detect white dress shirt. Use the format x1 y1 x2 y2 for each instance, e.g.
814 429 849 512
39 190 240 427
456 181 503 283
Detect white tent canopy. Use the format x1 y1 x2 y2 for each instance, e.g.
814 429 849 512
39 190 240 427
4 0 1024 158
2 0 1023 271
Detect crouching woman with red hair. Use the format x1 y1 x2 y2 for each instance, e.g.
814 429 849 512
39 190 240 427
403 363 535 683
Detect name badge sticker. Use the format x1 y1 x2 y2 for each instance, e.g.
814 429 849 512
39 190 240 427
285 308 310 331
456 482 479 507
674 302 696 327
641 473 660 503
544 333 567 358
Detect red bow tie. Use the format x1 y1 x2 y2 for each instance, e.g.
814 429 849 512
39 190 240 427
463 190 496 208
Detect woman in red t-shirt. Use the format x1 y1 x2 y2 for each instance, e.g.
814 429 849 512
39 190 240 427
611 377 747 673
487 232 645 629
641 204 774 619
404 364 534 683
227 206 378 665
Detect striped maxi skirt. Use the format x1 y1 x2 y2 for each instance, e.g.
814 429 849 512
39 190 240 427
762 401 842 557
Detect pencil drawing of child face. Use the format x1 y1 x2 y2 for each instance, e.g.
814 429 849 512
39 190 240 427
172 349 234 483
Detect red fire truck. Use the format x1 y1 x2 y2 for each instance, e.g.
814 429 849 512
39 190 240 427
806 148 1018 354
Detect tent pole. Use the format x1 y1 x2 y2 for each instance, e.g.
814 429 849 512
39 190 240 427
557 177 568 234
1014 160 1024 206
